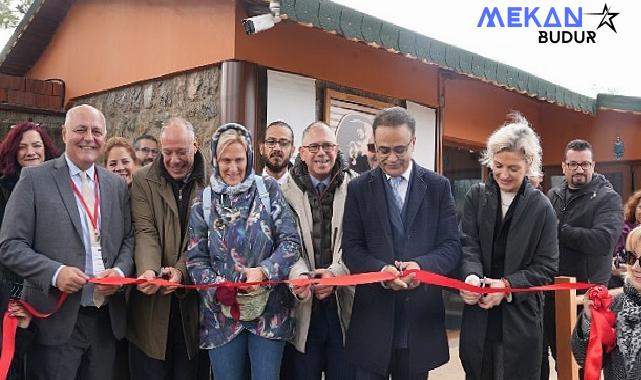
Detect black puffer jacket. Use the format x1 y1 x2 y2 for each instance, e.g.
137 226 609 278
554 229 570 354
547 173 623 284
290 152 350 269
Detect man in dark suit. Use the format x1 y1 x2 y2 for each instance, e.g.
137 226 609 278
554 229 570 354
342 107 461 379
0 104 134 380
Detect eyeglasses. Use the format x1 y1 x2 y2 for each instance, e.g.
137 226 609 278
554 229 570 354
565 161 593 170
367 143 376 153
302 143 337 153
625 251 641 266
264 138 292 148
376 141 413 156
137 147 158 154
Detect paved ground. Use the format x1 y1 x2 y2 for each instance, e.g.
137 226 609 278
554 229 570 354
430 331 558 380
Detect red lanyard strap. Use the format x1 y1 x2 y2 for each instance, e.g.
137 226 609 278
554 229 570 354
70 171 100 233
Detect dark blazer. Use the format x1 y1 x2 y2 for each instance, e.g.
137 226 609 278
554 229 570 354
459 180 559 380
0 155 134 345
342 162 462 375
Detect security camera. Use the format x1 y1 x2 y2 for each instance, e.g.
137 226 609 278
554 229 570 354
241 0 281 35
242 13 280 35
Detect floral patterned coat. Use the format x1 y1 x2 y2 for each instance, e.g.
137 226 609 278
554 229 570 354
186 123 301 349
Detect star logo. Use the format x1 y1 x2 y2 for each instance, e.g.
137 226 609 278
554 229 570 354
586 4 620 33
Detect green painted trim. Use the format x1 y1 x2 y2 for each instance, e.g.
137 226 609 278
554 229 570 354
597 94 641 113
281 0 599 114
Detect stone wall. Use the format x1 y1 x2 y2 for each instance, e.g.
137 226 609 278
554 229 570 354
74 65 221 160
0 108 65 149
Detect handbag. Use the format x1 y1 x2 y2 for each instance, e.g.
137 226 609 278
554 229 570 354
219 286 269 321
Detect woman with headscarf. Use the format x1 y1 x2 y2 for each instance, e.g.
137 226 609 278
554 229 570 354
187 123 301 380
458 113 559 380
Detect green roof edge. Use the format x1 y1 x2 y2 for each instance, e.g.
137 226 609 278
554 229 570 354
596 94 641 113
283 0 597 114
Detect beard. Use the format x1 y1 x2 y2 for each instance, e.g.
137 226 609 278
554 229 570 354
263 153 289 173
570 174 588 188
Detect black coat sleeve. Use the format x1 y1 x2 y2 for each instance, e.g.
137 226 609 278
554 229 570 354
560 189 623 257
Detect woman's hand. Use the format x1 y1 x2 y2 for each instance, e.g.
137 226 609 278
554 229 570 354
478 278 506 310
8 302 32 329
460 274 483 305
240 267 267 293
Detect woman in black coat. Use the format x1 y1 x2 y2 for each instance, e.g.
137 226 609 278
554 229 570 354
458 113 559 380
0 122 59 380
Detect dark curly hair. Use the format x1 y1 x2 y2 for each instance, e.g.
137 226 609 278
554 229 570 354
624 190 641 224
0 122 60 178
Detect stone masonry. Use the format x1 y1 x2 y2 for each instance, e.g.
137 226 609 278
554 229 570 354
74 65 221 162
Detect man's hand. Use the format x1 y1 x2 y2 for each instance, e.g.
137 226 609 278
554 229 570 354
8 302 32 329
56 267 89 293
95 268 123 296
381 265 408 291
160 267 183 295
478 278 506 309
460 274 483 305
312 269 335 300
397 261 420 289
291 282 312 301
136 270 161 295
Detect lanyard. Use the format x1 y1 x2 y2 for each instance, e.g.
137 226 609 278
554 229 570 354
70 171 100 239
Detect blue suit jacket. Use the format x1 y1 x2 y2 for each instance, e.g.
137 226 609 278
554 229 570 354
342 162 461 375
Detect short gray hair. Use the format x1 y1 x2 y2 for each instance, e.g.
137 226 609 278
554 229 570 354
481 112 542 177
160 117 195 141
64 104 106 131
301 121 334 143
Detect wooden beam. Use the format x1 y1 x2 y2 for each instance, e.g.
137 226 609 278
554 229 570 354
554 276 579 380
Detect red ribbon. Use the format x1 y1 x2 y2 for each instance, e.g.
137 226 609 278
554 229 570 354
215 287 240 321
583 285 616 380
0 270 597 380
0 293 67 380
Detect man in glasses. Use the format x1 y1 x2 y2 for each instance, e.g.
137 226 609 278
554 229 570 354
541 139 623 379
259 121 295 185
281 121 356 379
342 107 461 379
133 134 159 166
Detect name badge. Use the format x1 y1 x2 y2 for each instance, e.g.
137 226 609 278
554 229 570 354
91 245 105 275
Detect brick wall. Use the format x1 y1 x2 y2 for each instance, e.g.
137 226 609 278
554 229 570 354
0 74 64 111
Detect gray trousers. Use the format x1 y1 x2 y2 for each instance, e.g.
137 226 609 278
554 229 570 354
27 307 116 380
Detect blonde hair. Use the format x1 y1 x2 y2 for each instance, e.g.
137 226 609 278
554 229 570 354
626 226 641 253
481 112 542 177
216 129 247 157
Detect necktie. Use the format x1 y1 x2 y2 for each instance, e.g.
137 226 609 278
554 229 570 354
390 176 404 211
80 171 104 307
316 182 327 195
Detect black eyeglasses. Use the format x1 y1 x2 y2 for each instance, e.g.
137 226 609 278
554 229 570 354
376 141 413 156
565 161 593 170
367 143 376 153
302 143 337 153
264 138 292 148
625 251 641 266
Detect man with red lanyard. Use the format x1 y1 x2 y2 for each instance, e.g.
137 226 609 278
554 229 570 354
0 104 134 380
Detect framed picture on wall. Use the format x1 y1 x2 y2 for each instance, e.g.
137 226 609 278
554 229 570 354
324 89 394 173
